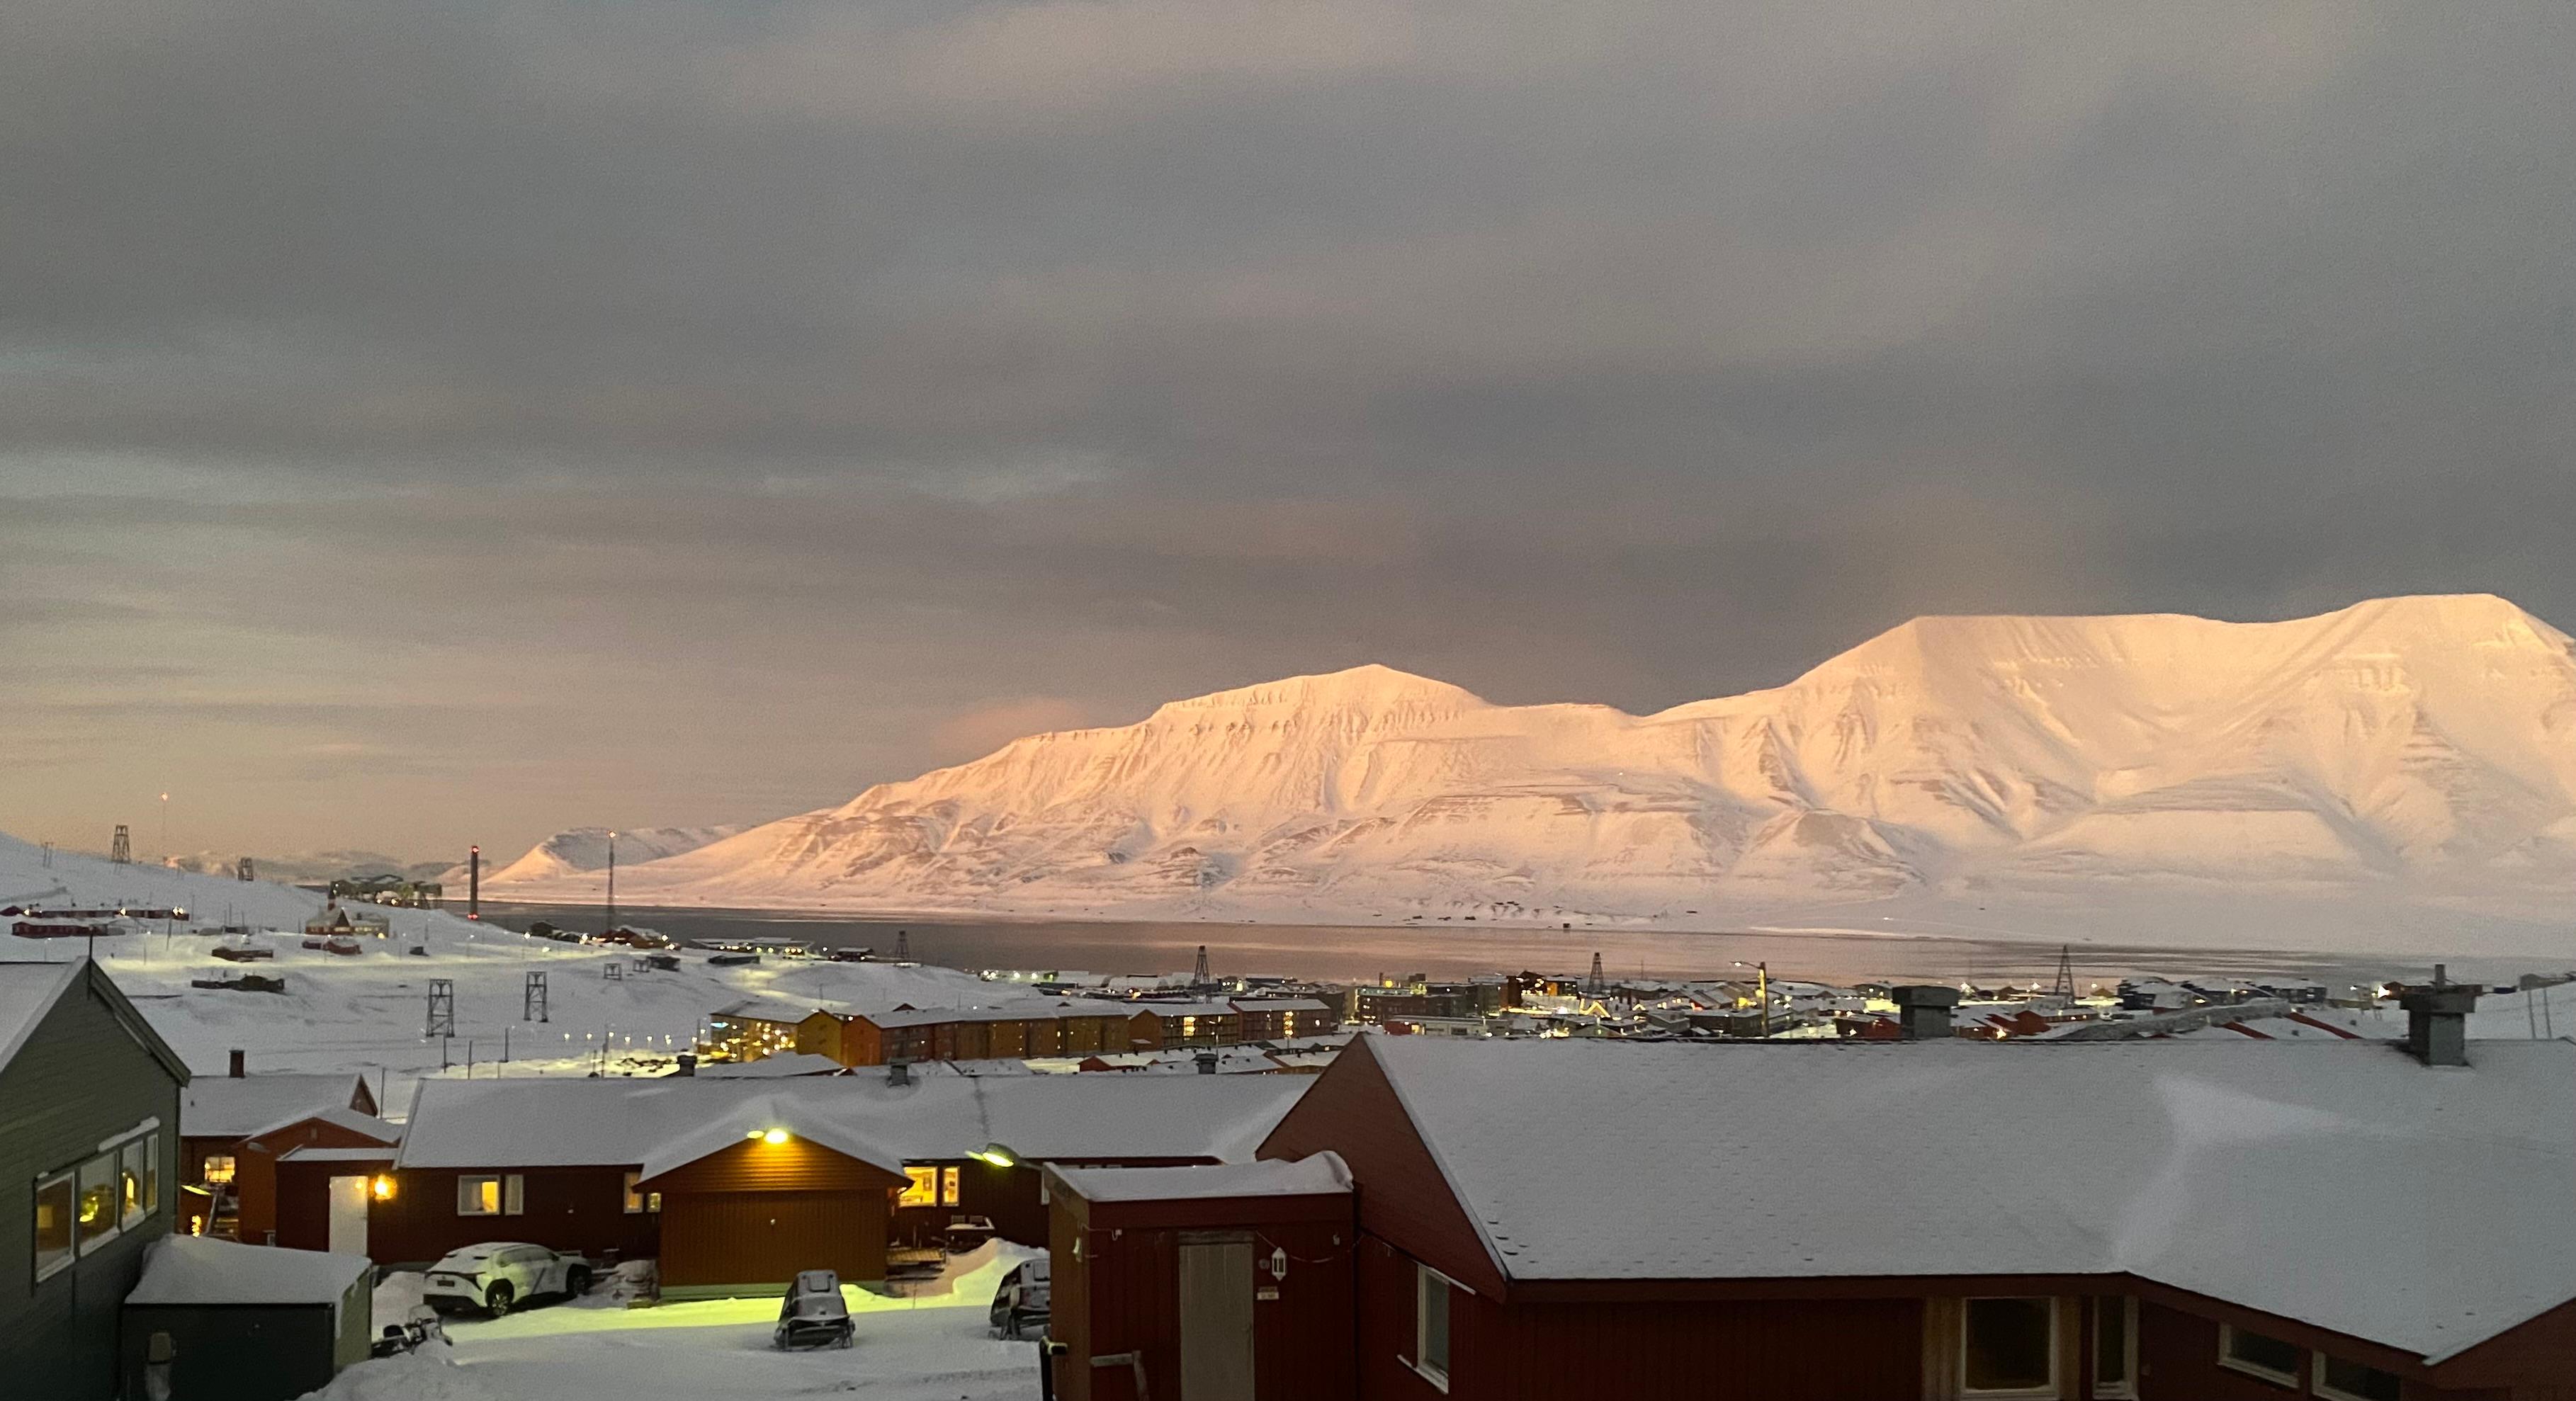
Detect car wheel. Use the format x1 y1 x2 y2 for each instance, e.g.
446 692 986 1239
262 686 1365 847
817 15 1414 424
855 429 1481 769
485 1281 515 1317
564 1266 593 1298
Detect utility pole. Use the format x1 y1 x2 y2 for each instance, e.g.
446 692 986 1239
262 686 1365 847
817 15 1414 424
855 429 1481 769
159 793 169 861
605 831 617 934
426 978 456 1038
468 846 480 921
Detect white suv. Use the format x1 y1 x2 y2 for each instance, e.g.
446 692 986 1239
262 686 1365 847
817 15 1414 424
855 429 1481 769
422 1242 592 1317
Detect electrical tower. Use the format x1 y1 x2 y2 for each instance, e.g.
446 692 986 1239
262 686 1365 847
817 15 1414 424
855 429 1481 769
1192 945 1212 989
895 929 910 961
2049 944 2077 1002
524 971 549 1023
109 825 132 866
426 978 456 1038
236 856 255 883
1583 951 1606 999
40 841 52 868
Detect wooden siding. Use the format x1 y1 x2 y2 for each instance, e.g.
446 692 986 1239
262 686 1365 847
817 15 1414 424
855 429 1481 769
1255 1034 1508 1298
0 966 186 1401
659 1189 888 1288
638 1137 908 1195
365 1166 660 1268
230 1116 397 1244
272 1152 399 1252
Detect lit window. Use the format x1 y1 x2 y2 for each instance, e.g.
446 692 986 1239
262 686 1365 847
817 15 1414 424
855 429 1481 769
2220 1326 2301 1386
458 1174 499 1215
33 1172 74 1281
120 1138 150 1227
77 1153 120 1254
623 1170 649 1214
2091 1297 2135 1399
942 1166 961 1206
899 1167 939 1207
1414 1263 1452 1388
202 1155 237 1186
2314 1354 2401 1401
1961 1297 2055 1396
1181 1016 1197 1038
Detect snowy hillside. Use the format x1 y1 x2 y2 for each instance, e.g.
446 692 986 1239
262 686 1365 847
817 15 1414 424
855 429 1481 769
446 824 753 889
476 596 2576 955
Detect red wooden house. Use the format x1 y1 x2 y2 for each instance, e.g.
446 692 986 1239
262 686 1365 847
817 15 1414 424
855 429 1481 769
1048 994 2576 1400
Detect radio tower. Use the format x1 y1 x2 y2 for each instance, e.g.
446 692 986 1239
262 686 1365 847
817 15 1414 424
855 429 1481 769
109 825 132 866
894 929 910 961
236 856 254 882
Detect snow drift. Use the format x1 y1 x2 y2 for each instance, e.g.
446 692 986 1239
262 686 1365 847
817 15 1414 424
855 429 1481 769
479 596 2576 945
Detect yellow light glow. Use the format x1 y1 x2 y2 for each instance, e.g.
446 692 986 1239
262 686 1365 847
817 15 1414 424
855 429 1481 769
747 1130 764 1139
762 1129 790 1145
371 1175 396 1201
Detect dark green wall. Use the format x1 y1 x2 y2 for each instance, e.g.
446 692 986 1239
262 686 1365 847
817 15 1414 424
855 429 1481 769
120 1300 349 1401
0 967 185 1401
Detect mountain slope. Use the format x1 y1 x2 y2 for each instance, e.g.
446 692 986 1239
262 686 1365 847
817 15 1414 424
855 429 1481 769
482 596 2576 941
448 824 752 889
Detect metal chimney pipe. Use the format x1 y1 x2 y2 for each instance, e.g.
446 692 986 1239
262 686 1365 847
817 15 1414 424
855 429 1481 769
228 1048 246 1078
1889 986 1961 1041
2400 967 2477 1067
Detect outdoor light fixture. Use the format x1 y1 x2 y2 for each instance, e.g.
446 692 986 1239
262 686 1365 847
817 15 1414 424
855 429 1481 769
974 1144 1017 1167
371 1176 396 1201
763 1128 791 1145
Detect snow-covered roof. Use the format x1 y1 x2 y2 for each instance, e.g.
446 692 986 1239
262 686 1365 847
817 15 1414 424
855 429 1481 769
698 1053 846 1078
278 1145 399 1163
711 999 835 1025
128 1234 370 1306
399 1072 1310 1172
635 1093 908 1182
1235 999 1333 1014
1358 1036 2576 1363
240 1103 402 1145
181 1073 368 1139
856 1000 1122 1029
0 960 83 1073
1056 1152 1350 1203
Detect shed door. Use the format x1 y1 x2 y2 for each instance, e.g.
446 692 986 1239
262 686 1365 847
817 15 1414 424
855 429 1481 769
1177 1234 1254 1401
327 1175 369 1257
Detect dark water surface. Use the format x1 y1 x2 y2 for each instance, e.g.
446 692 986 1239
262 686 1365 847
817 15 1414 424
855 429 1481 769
473 902 2409 991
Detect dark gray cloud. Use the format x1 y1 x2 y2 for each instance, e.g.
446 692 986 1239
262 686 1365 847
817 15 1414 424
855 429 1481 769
4 1 2572 857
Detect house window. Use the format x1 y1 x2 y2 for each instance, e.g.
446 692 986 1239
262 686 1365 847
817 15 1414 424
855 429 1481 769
622 1171 658 1214
458 1174 524 1216
942 1166 961 1206
77 1153 121 1254
2314 1354 2402 1401
900 1167 939 1207
1180 1016 1197 1039
2220 1325 2301 1387
1413 1262 1452 1390
203 1155 237 1186
2092 1297 2136 1398
33 1172 75 1281
120 1137 152 1228
1961 1297 2057 1397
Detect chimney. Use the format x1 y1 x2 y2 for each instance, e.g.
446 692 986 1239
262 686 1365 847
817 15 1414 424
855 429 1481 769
674 1053 696 1077
1194 1048 1219 1075
887 1057 914 1087
1890 986 1960 1041
2401 964 2477 1067
228 1049 246 1079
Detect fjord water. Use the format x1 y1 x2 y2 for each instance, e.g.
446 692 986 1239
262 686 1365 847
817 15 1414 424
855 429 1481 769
474 902 2403 990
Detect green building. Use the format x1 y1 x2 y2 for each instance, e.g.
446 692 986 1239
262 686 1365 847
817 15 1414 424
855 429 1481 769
0 959 190 1400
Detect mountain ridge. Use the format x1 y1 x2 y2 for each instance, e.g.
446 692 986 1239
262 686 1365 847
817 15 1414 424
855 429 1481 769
475 595 2576 953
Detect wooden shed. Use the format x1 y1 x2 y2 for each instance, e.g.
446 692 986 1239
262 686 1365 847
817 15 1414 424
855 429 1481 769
1046 1154 1354 1401
631 1123 910 1298
120 1235 371 1401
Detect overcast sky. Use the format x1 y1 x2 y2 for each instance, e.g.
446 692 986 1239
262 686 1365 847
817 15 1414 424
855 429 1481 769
4 1 2572 862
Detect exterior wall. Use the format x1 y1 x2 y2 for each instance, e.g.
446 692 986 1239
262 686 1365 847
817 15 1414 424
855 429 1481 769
659 1189 888 1290
273 1155 398 1252
119 1300 347 1401
0 970 184 1401
231 1118 397 1243
366 1165 660 1267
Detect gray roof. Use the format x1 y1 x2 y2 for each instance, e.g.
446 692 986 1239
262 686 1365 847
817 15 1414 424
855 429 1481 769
182 1073 368 1138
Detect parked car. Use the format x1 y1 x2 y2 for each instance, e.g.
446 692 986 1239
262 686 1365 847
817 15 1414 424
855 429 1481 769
943 1215 997 1253
774 1270 855 1350
422 1243 594 1317
989 1257 1051 1339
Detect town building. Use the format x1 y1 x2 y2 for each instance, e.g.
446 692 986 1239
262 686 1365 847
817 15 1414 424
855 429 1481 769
0 960 189 1401
349 1066 1309 1298
120 1234 373 1401
179 1057 385 1241
1051 992 2576 1400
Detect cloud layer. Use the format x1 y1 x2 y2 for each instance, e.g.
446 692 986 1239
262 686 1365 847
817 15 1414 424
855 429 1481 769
4 1 2572 858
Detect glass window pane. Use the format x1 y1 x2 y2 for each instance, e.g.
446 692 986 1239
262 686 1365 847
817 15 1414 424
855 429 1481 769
78 1153 120 1252
1963 1298 2053 1393
1420 1267 1450 1373
2225 1327 2300 1379
459 1175 498 1215
623 1171 645 1213
503 1175 524 1215
34 1174 75 1279
144 1136 159 1218
2093 1298 2130 1386
205 1155 236 1185
899 1167 937 1207
2320 1356 2402 1401
942 1167 960 1206
121 1140 148 1227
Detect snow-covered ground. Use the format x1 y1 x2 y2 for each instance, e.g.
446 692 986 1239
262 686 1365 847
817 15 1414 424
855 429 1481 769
0 833 1010 1105
467 596 2576 960
324 1247 1042 1401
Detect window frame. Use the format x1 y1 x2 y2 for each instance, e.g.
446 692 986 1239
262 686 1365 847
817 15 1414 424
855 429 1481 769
623 1170 647 1214
203 1153 237 1186
76 1152 123 1257
2091 1296 2137 1400
1959 1295 2060 1399
898 1166 939 1208
33 1170 77 1283
941 1165 961 1206
2311 1351 2403 1401
1412 1261 1453 1392
119 1137 152 1230
2218 1325 2303 1388
458 1174 502 1216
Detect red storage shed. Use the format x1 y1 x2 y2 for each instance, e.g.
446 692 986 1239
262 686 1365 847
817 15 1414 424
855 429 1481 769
1047 1154 1355 1401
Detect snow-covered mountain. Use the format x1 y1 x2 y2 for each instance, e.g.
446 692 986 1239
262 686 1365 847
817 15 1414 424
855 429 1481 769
169 849 451 884
480 596 2576 946
448 824 753 889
